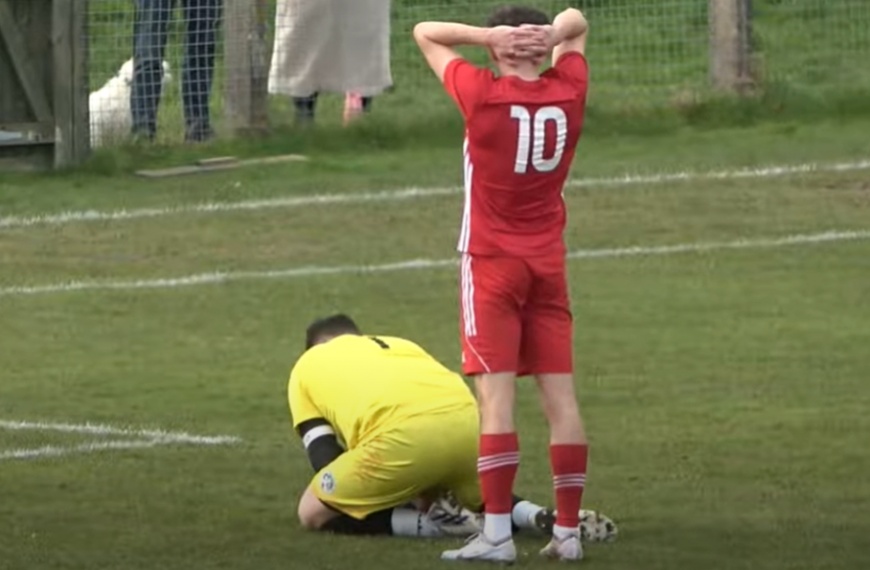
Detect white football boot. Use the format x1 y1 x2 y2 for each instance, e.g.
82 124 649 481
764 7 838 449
539 530 583 561
579 509 619 543
441 533 517 564
427 496 483 537
541 508 619 542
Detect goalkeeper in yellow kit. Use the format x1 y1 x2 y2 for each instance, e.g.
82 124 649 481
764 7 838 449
288 314 617 541
289 314 558 538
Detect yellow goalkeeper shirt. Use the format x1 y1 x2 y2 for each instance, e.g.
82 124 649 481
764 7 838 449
288 334 476 449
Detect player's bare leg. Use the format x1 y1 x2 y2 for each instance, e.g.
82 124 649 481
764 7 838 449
535 372 588 561
442 372 518 563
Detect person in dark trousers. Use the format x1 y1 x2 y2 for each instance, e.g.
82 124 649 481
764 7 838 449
131 0 221 142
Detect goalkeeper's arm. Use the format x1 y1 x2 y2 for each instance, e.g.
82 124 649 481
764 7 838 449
297 418 344 472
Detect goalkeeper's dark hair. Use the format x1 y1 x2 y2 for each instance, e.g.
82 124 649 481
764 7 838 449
486 5 550 28
305 314 361 350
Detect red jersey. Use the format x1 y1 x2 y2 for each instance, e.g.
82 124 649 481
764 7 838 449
443 52 589 257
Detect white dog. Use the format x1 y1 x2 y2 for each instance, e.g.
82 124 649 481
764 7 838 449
89 58 172 148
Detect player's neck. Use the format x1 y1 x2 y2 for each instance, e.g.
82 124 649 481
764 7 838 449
497 63 540 81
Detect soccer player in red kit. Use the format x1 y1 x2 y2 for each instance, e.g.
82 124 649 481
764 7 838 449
413 6 591 563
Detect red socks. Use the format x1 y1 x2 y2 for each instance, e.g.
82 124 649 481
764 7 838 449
478 433 520 515
551 444 588 528
478 437 588 534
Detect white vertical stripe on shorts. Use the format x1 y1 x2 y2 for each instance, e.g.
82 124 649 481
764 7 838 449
461 254 477 337
458 136 473 252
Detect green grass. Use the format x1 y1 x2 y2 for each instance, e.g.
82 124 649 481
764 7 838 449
1 118 870 569
82 0 870 149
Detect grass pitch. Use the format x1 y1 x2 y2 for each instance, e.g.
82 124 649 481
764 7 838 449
1 120 869 570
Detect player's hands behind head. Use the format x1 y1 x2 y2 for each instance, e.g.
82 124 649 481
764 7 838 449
486 25 551 62
520 24 558 52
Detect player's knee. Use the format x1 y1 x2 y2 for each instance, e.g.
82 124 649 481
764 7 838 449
536 373 578 410
542 390 582 424
548 390 581 418
475 372 517 431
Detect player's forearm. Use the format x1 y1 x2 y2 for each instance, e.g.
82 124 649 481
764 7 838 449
298 419 345 472
552 8 588 43
413 22 491 48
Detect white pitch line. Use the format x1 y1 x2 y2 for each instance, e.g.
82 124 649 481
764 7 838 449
0 419 243 445
1 159 868 230
0 229 867 298
0 436 239 462
573 159 870 187
565 229 870 259
0 186 457 230
0 439 166 461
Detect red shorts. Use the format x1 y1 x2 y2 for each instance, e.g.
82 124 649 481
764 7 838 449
458 253 573 377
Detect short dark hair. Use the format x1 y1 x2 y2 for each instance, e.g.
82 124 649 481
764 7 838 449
305 314 361 349
486 5 550 28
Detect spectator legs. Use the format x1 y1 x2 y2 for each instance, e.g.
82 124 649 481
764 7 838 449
292 94 374 125
131 0 173 140
182 0 220 142
293 93 319 125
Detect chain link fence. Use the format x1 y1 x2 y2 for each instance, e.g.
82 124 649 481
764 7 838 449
85 0 870 148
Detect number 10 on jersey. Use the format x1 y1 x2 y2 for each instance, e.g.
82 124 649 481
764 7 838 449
510 105 568 174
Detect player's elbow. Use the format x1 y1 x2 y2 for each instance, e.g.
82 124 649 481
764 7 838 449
577 12 589 35
412 22 433 46
297 489 331 531
297 507 323 531
557 7 586 24
555 8 589 38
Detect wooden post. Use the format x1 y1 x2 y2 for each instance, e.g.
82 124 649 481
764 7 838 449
709 0 753 93
223 0 270 136
0 0 58 170
52 0 90 167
